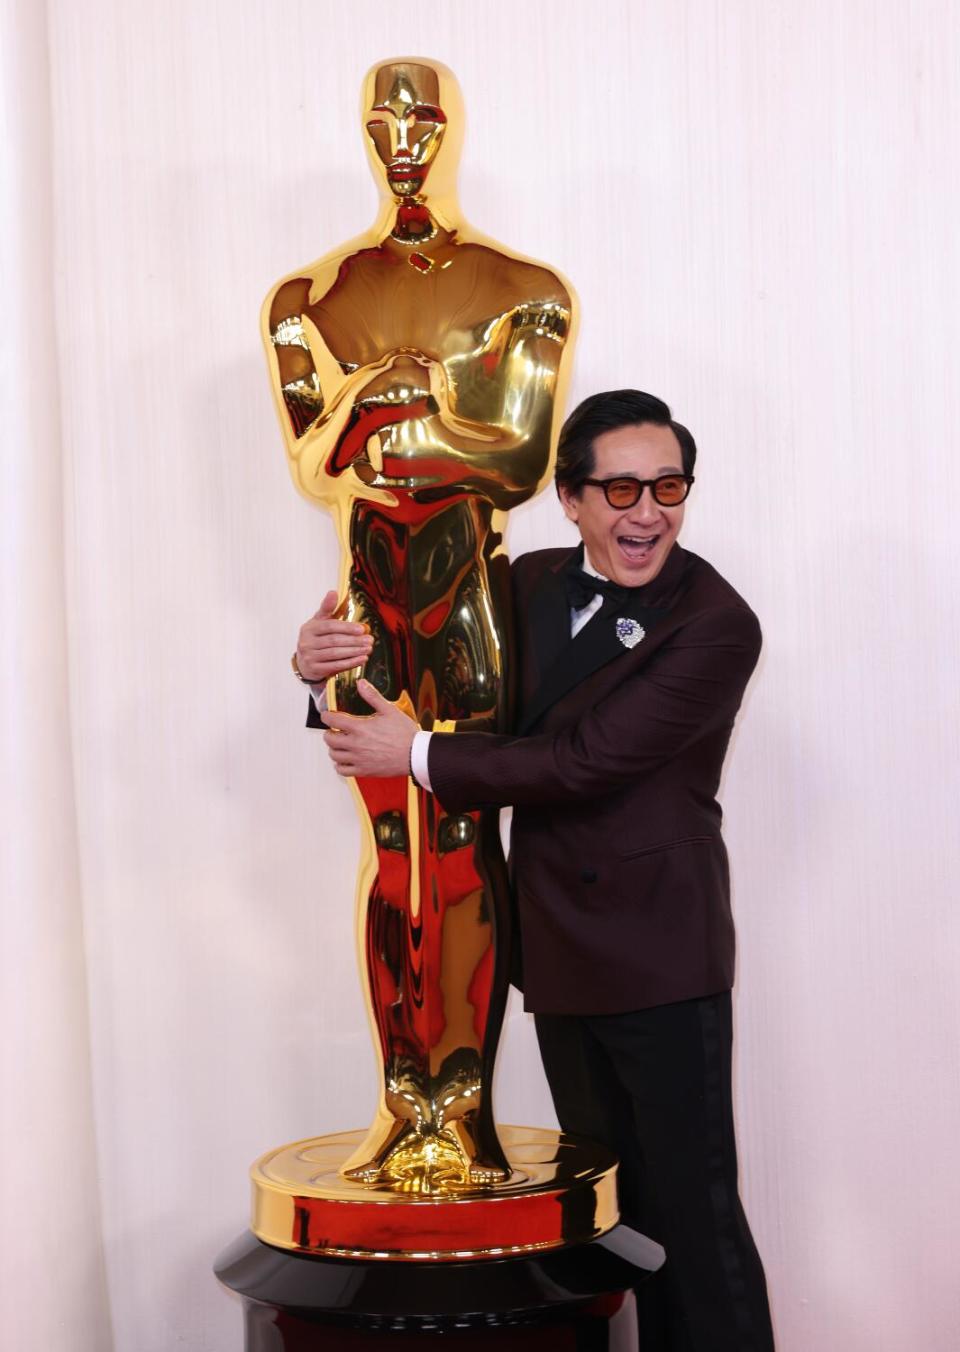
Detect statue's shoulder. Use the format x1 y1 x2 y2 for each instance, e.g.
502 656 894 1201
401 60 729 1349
455 229 575 308
262 231 377 330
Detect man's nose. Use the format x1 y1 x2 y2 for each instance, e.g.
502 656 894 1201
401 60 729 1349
626 486 662 525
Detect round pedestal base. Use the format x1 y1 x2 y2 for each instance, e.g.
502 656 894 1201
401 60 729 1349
251 1125 618 1260
215 1226 665 1348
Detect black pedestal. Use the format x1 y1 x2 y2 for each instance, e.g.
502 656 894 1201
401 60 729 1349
215 1226 664 1350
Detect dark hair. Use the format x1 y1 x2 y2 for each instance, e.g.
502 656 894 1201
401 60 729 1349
555 389 697 495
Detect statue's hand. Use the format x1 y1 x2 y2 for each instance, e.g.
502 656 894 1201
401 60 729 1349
296 591 373 682
354 350 440 407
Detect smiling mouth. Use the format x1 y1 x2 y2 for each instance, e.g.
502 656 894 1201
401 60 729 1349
617 534 660 563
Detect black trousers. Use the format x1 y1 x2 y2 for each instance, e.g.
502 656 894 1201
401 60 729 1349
535 993 775 1352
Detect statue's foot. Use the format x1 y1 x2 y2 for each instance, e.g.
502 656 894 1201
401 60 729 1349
467 1159 511 1185
342 1159 386 1183
340 1116 414 1184
343 1126 509 1191
448 1117 511 1187
341 1095 511 1190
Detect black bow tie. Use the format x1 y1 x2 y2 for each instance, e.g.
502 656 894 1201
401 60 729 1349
563 561 628 612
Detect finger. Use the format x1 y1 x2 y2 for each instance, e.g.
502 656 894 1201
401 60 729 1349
319 710 357 732
300 652 370 672
323 731 353 751
312 618 371 636
323 746 356 767
356 678 393 713
302 646 373 662
306 625 372 641
301 640 369 655
315 589 339 619
300 643 367 659
306 619 370 640
305 593 371 634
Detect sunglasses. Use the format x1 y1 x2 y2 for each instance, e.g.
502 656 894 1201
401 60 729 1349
580 473 695 508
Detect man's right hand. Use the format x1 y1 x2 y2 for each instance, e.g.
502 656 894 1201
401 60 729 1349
296 590 373 683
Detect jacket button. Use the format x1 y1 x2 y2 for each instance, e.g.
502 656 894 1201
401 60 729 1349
581 869 598 884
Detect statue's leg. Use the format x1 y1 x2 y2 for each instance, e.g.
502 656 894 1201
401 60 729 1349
341 780 511 1187
346 788 511 1186
424 806 511 1183
340 507 512 1187
341 775 435 1182
331 568 436 1182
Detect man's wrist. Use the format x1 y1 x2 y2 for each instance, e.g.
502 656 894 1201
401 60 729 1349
291 652 313 683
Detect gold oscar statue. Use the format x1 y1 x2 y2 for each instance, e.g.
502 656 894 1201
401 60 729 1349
250 56 618 1260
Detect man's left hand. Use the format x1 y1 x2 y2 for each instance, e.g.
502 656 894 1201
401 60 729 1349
321 679 417 778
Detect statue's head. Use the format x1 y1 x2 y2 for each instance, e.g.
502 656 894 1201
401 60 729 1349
361 57 465 204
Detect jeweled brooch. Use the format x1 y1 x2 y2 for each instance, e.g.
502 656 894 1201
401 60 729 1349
616 618 646 649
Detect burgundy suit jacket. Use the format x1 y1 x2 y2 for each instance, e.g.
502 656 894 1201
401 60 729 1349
427 543 762 1015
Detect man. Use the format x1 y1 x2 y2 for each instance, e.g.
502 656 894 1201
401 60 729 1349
302 390 775 1351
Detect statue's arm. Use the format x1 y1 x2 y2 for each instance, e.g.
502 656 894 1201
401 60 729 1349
261 277 359 452
377 287 577 507
262 274 413 503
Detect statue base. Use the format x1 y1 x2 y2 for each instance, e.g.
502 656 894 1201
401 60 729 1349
251 1125 618 1260
215 1224 665 1349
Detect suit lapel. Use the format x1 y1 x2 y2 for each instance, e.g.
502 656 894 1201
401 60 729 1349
517 546 686 736
518 591 670 735
520 556 572 693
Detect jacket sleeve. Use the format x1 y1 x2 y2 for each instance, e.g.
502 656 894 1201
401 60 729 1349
306 691 325 727
426 603 762 812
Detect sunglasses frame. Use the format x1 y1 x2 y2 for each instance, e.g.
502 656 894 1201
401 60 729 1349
579 473 696 509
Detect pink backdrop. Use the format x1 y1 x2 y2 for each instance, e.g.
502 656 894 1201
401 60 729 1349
3 1 958 1348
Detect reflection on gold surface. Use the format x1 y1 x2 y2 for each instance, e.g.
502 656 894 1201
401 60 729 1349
262 57 578 1194
251 1126 619 1260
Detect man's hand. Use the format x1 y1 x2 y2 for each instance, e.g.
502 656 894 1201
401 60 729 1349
297 590 373 682
321 679 418 778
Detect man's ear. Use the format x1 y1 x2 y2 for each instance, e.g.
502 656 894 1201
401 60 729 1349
557 482 580 524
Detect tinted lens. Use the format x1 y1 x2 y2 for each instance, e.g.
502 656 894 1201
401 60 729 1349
604 478 642 507
654 475 688 505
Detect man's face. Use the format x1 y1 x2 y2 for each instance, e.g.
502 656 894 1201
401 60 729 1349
364 66 447 198
558 423 687 587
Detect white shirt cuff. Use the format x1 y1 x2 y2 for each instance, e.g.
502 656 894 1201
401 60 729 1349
411 730 433 792
310 684 327 712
